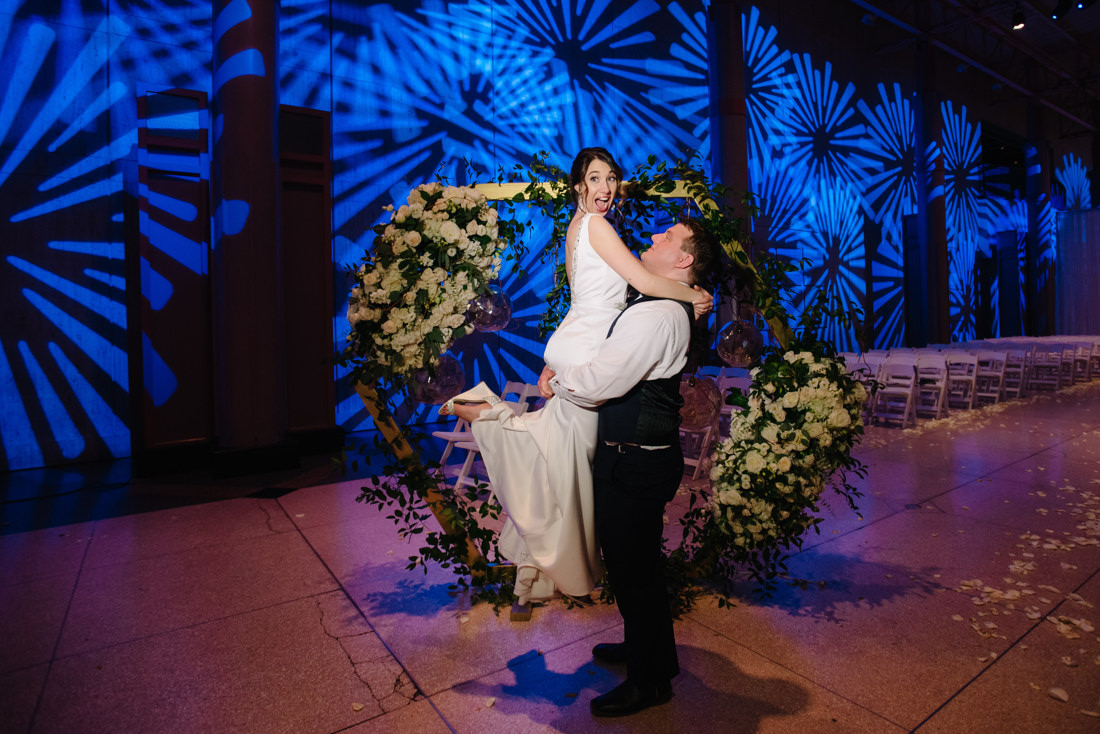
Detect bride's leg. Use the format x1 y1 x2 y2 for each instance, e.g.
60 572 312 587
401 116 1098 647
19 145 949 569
446 402 494 422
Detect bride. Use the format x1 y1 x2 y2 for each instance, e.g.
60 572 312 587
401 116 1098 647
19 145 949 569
444 147 711 604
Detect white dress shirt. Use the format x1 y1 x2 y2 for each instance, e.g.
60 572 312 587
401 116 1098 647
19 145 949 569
551 298 690 409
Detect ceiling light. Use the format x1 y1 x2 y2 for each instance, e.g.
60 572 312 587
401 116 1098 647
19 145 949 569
1051 0 1072 19
1012 6 1026 29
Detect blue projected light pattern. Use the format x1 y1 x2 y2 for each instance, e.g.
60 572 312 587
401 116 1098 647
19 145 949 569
742 6 915 351
740 4 1071 352
0 0 711 468
305 0 713 430
1056 153 1092 210
0 1 1079 469
0 8 147 472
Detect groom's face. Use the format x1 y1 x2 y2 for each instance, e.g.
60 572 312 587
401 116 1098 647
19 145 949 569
642 223 692 280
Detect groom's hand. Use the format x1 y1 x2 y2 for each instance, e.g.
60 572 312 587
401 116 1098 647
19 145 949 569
538 365 556 398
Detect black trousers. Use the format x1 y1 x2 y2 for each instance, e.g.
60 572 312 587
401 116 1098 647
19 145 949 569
593 441 682 686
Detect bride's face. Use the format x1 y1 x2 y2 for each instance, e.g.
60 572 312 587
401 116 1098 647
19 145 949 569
575 160 618 215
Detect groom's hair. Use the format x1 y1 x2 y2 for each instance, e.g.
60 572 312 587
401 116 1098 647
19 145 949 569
679 217 720 288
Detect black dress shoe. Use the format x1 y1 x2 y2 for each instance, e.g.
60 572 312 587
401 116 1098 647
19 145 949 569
590 679 672 717
592 642 629 665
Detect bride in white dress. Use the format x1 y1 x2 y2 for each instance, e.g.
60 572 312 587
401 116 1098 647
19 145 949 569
445 148 711 604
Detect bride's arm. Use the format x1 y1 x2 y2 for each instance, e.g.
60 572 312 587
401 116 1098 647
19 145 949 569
587 216 712 314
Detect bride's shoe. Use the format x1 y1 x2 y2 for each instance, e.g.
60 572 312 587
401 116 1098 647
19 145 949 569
440 381 501 416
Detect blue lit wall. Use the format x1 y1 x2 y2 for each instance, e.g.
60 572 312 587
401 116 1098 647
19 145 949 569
1 1 1092 471
742 5 1084 351
0 0 712 469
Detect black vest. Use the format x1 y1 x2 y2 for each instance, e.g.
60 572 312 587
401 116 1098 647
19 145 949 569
597 296 692 445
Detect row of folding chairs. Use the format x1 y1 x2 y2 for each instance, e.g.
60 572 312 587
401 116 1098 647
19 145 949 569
841 335 1100 427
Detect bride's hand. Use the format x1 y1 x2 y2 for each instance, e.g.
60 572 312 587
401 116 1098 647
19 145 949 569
537 365 556 399
692 286 713 319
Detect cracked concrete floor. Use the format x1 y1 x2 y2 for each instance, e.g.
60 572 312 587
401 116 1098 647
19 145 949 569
2 381 1099 733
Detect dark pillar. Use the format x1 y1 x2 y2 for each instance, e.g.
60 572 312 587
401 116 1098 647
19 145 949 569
709 1 751 334
913 26 950 347
210 0 290 473
1091 101 1100 208
862 215 880 352
997 231 1022 337
1025 99 1054 336
708 1 749 219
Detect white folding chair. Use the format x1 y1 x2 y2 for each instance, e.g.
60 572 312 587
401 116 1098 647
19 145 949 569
1001 348 1029 399
680 375 725 480
915 353 949 419
872 354 918 427
432 418 472 472
501 381 543 415
716 371 751 438
1027 346 1063 393
1071 342 1093 382
974 350 1006 405
944 351 978 410
450 381 541 491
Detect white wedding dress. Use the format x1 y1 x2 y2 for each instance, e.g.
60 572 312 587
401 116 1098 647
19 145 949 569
470 213 627 604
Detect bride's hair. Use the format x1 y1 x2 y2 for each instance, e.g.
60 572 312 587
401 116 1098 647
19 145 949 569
569 147 623 210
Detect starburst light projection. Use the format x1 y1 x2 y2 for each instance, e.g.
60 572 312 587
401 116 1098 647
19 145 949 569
777 53 881 196
320 0 714 430
1055 153 1092 210
791 179 866 351
742 5 794 164
941 100 983 247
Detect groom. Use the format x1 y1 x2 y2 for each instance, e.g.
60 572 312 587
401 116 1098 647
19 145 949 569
546 217 720 717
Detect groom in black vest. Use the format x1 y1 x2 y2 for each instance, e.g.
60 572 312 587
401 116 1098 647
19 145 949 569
547 217 720 717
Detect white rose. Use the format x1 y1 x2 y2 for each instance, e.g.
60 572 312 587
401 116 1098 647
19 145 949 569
827 408 851 428
806 422 824 438
777 456 792 472
744 452 766 474
761 424 779 443
404 231 421 247
440 221 461 242
782 391 799 408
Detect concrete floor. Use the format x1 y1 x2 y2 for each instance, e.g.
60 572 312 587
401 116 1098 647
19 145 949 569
3 382 1099 733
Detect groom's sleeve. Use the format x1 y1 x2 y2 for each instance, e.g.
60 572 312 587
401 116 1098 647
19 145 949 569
552 305 684 408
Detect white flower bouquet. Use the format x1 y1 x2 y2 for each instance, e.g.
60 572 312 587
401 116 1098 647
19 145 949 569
344 182 507 384
704 342 868 580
